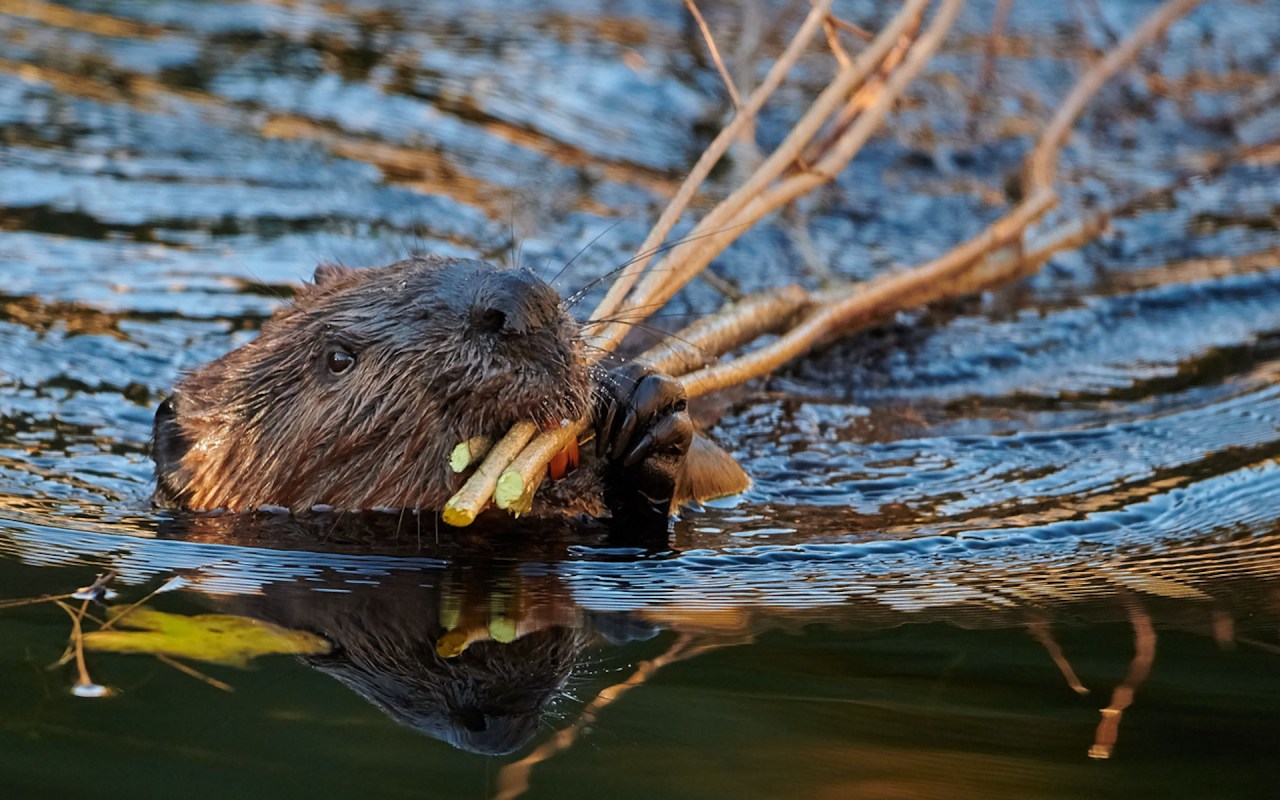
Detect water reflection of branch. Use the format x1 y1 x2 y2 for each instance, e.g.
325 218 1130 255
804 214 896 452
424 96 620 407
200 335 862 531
493 632 748 800
1026 620 1089 696
1089 600 1156 760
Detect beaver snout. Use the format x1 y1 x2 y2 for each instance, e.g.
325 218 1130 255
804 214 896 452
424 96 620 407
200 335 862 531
470 269 565 337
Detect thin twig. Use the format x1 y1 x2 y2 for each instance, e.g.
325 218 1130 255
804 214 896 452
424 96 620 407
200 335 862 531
0 592 74 610
684 0 742 109
587 0 836 329
156 653 235 692
826 14 874 42
822 17 853 71
54 598 108 697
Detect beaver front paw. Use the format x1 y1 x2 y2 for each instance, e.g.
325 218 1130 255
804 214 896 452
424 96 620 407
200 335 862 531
595 362 693 520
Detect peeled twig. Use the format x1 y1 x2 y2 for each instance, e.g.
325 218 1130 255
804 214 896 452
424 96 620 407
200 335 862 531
449 435 493 473
495 417 590 513
639 284 812 376
442 422 537 526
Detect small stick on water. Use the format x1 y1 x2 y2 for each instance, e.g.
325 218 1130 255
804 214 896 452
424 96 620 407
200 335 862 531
156 653 234 692
0 592 75 610
449 435 493 473
442 422 537 526
54 598 109 698
495 418 591 512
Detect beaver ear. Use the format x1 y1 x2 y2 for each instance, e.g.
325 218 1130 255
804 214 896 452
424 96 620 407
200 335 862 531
312 262 354 287
674 434 751 507
151 394 192 506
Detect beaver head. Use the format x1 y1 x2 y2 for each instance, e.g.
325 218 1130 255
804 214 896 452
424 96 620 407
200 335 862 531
153 256 590 512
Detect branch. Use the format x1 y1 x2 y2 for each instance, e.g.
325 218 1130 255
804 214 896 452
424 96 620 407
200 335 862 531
587 0 837 328
678 0 1202 398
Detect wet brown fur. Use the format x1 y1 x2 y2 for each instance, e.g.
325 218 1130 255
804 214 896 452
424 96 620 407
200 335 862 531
155 256 595 513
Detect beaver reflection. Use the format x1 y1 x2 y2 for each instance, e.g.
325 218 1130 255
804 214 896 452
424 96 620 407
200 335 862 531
287 590 577 754
222 547 653 756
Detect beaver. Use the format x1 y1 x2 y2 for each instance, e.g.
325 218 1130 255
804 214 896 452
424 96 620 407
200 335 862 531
151 256 747 524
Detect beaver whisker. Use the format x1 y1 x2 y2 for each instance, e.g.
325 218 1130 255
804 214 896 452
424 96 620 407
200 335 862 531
546 217 629 289
587 317 719 362
562 220 756 311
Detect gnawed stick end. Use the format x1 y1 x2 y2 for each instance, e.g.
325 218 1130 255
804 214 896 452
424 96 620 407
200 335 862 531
441 502 478 528
494 471 528 511
449 435 493 473
493 419 589 515
442 422 538 526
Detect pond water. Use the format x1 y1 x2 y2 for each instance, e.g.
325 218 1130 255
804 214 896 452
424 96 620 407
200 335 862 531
2 0 1279 798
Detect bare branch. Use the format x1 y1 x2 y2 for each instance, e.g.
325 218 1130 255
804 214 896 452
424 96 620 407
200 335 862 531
684 0 742 109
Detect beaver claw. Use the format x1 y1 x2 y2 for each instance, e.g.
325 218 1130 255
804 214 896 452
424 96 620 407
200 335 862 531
595 362 693 519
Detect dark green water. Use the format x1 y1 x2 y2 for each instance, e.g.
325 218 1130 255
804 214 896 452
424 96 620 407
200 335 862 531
3 547 1278 800
2 0 1280 797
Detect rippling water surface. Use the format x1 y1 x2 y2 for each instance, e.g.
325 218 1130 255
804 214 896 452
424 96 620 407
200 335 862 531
2 1 1279 798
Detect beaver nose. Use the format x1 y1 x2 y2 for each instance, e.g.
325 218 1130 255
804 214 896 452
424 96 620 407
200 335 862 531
471 269 562 336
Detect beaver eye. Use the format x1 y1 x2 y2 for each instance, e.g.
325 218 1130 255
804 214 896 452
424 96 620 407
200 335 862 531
325 347 355 375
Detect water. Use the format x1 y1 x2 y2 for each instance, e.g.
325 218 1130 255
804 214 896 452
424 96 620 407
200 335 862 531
2 0 1279 797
